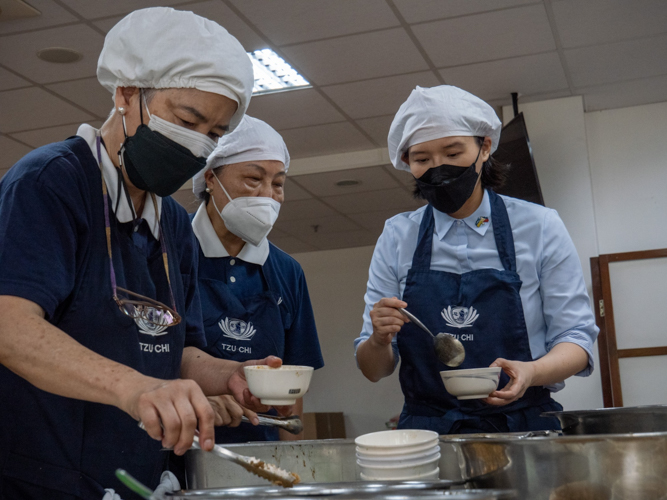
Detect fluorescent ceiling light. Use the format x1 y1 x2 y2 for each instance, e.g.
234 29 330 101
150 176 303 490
248 49 311 96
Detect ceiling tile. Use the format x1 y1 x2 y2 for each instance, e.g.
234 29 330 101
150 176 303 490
348 209 407 232
552 0 667 49
393 0 539 24
47 77 112 118
0 67 30 91
276 214 362 238
565 34 667 88
296 229 381 250
246 89 344 130
323 187 425 215
267 235 318 254
171 188 201 214
9 120 103 148
184 1 266 52
278 198 338 222
292 165 400 197
0 87 94 133
279 122 375 158
59 0 185 19
582 75 667 112
0 0 78 35
322 71 440 119
440 52 568 102
281 28 429 86
356 115 394 147
414 4 555 68
229 0 399 46
283 177 313 201
92 15 123 33
384 164 416 187
0 135 33 171
0 24 104 84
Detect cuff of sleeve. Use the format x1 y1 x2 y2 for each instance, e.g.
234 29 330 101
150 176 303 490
0 280 60 319
354 335 401 369
548 332 595 377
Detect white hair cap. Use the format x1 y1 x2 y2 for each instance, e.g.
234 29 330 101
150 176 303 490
97 7 254 132
192 115 290 198
388 85 502 172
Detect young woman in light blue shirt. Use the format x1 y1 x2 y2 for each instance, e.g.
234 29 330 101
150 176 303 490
355 85 599 434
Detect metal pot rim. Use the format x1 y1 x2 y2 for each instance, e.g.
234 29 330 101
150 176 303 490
541 404 667 418
440 430 667 444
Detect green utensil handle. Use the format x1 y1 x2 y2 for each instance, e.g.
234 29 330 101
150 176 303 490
115 469 154 499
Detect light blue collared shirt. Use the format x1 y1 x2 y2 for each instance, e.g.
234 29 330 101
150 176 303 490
354 190 599 392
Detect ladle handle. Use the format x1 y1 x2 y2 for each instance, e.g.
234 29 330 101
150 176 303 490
398 308 435 338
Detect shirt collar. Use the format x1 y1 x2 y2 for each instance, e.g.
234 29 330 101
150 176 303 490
192 202 269 265
76 123 162 240
433 189 492 240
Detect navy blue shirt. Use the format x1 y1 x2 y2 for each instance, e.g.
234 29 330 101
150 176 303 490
0 136 205 497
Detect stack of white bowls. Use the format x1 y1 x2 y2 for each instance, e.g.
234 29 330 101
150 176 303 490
355 429 440 481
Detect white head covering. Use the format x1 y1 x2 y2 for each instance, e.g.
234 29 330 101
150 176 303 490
388 85 502 172
97 7 254 132
192 115 290 198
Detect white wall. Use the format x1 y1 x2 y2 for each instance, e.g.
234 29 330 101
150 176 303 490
294 246 405 438
292 97 667 436
585 101 667 254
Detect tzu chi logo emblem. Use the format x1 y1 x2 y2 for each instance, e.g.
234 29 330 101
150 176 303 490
219 317 257 341
441 305 479 329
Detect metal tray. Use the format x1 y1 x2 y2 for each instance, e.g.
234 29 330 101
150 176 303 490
166 481 515 499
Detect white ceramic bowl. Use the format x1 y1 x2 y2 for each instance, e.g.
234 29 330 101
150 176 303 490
440 367 502 400
243 365 314 405
356 445 440 463
357 453 440 479
356 439 439 457
357 449 440 468
355 429 439 453
359 467 440 481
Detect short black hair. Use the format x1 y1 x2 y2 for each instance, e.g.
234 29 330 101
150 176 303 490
412 136 509 199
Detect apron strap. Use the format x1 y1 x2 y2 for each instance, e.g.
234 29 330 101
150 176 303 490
410 204 436 271
487 190 517 273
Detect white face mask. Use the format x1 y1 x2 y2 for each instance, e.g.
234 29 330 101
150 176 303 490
144 95 217 159
211 175 281 246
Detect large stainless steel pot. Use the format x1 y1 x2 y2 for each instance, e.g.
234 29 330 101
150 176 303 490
542 405 667 435
441 431 667 500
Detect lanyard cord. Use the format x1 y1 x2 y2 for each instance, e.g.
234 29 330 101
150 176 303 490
96 134 177 313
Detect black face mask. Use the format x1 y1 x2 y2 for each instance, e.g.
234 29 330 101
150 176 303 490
118 96 207 198
414 146 483 214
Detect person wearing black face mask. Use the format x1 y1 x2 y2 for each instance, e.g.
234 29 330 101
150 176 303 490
0 8 292 500
355 85 599 436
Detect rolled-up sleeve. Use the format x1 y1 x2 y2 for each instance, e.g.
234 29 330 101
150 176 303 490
354 219 401 367
539 210 599 376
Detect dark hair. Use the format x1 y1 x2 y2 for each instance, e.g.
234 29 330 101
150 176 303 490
200 165 225 203
412 136 509 199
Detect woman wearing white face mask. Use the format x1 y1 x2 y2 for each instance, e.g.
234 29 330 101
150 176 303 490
191 116 324 443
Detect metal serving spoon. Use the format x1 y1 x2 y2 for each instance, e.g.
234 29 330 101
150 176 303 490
139 422 300 488
241 414 303 435
399 307 465 367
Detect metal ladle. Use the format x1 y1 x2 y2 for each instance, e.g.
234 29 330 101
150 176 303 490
240 414 303 435
399 308 465 367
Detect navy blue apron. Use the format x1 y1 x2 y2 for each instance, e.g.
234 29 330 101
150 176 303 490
0 137 187 499
397 191 562 435
198 252 284 443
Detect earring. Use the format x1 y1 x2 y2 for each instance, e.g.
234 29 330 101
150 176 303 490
205 187 212 193
117 107 126 115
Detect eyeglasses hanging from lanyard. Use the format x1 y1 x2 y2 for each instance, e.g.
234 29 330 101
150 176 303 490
96 134 182 328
